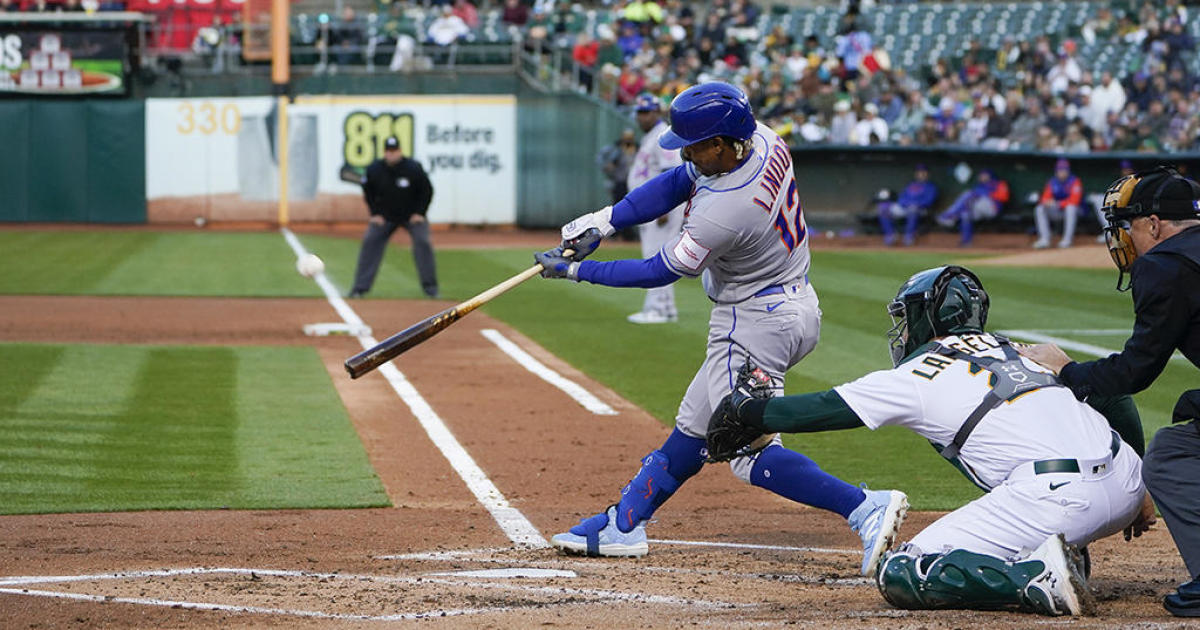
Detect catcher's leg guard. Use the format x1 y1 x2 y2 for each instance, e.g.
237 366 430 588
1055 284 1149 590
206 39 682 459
877 538 1086 616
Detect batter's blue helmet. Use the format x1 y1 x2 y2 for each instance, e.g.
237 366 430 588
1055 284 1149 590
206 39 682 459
634 93 662 112
659 82 756 150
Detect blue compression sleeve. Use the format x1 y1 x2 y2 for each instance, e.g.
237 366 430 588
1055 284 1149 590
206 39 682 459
610 165 695 229
577 255 681 288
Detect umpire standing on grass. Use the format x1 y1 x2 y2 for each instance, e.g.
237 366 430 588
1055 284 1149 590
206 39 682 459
1020 165 1200 618
349 136 438 299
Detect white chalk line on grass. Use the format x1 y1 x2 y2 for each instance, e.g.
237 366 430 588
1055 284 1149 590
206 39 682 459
1000 329 1187 362
480 328 618 416
281 229 546 548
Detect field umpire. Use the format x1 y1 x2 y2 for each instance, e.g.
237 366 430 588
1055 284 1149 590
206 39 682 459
1021 164 1200 617
349 136 438 298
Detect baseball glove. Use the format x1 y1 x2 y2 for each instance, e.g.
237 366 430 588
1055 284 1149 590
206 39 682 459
705 360 776 463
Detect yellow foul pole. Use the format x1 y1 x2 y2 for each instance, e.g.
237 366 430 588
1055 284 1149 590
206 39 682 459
271 0 291 225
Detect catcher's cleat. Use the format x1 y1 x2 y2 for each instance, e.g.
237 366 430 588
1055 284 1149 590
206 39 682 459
849 489 908 576
1023 533 1094 616
550 505 648 558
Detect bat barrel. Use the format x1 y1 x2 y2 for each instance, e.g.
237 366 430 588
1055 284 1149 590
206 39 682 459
344 307 459 378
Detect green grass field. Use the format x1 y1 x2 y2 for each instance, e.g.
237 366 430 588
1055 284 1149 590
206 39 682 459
0 230 1191 511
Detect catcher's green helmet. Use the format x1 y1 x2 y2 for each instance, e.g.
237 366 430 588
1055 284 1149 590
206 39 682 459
887 266 990 366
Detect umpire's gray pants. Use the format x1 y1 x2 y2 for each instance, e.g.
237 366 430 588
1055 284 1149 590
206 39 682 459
351 219 438 296
1143 420 1200 578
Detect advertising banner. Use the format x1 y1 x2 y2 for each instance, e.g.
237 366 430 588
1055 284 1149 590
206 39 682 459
0 27 130 95
144 95 517 224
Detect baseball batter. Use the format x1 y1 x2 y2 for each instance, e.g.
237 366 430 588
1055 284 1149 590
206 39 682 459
706 266 1149 616
625 93 685 324
534 82 908 576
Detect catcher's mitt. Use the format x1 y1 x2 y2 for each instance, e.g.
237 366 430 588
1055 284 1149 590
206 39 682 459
705 360 776 463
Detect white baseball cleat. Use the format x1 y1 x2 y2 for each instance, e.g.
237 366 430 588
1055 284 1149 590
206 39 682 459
1024 533 1093 616
626 311 677 324
848 489 909 576
550 505 648 557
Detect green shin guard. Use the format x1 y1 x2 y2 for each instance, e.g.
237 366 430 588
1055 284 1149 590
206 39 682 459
877 549 1048 613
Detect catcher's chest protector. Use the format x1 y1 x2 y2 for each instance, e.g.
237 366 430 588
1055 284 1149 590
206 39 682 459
931 339 1062 461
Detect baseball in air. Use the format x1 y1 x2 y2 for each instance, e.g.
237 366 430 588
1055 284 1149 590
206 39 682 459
296 253 325 278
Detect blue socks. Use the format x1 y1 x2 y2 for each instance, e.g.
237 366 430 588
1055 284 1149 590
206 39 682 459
659 427 707 481
749 445 865 518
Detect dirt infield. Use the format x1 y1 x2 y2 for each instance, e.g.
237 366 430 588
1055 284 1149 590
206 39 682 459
0 292 1192 629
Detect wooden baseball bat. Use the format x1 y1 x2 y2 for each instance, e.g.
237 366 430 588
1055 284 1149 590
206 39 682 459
344 249 572 379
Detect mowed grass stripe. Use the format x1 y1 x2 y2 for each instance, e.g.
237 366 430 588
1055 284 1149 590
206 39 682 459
0 232 321 297
0 343 389 514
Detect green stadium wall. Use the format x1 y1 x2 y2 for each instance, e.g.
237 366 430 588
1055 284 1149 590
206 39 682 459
0 100 146 223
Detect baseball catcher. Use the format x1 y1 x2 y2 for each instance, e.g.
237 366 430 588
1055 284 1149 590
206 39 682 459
709 266 1152 616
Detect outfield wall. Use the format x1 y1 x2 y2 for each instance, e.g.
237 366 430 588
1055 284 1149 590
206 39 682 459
0 100 146 223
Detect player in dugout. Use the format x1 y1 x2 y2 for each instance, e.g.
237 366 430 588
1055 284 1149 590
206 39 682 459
705 265 1152 616
1020 165 1200 617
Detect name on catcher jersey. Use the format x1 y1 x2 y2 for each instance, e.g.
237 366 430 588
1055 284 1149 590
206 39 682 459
660 122 811 303
833 333 1119 490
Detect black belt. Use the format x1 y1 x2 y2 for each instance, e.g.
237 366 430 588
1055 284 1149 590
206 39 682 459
753 275 809 298
1032 432 1121 475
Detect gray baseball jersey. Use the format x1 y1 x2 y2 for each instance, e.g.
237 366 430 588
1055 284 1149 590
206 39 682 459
667 123 822 483
660 123 811 303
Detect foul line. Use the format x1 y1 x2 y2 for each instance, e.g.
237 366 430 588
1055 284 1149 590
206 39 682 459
480 329 617 416
1000 329 1187 362
281 229 547 548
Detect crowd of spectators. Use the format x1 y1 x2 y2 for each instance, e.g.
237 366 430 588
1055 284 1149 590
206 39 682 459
543 0 1199 155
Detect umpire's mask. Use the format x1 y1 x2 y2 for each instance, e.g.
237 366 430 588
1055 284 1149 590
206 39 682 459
1102 165 1200 291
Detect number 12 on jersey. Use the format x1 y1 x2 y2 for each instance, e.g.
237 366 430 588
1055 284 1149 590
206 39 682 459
773 179 806 251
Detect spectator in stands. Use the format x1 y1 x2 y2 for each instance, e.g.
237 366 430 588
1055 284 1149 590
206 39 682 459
853 102 887 145
1 0 19 10
451 0 478 30
829 99 856 144
428 5 469 48
382 2 418 73
877 163 938 247
936 168 1009 247
572 33 598 91
500 0 527 26
329 6 365 69
622 0 663 26
1033 158 1085 249
981 104 1012 149
24 0 55 12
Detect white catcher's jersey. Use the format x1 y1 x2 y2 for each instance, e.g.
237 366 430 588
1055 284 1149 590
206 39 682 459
834 333 1118 490
627 120 683 191
660 122 811 303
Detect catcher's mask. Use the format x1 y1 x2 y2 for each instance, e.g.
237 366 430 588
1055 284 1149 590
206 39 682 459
1102 164 1200 291
887 266 990 367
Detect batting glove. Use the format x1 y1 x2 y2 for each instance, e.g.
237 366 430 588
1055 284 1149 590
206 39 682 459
562 207 616 242
535 248 580 280
562 227 602 262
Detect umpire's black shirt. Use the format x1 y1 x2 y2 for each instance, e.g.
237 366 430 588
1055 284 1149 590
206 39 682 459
362 157 433 224
1060 224 1200 417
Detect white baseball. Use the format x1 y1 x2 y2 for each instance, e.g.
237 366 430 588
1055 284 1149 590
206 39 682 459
296 253 325 278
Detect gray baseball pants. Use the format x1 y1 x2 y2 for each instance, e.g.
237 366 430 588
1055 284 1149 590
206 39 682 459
1143 420 1200 578
351 218 438 297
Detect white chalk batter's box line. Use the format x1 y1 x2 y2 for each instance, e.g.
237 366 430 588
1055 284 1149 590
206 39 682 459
0 566 749 622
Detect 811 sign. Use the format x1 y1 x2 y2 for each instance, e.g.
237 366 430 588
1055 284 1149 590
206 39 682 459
343 111 415 169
